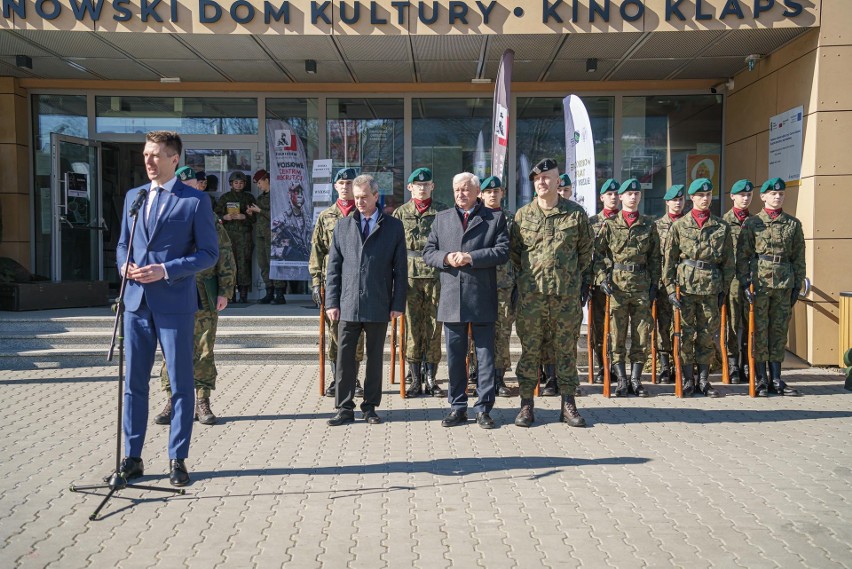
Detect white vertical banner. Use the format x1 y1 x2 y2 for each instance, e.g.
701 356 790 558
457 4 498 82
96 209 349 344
267 119 313 281
563 95 597 217
491 50 514 182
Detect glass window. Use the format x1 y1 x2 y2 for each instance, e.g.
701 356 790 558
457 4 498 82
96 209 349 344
266 98 320 165
326 98 404 211
515 96 614 209
412 98 492 207
95 96 258 135
32 94 88 278
621 95 723 216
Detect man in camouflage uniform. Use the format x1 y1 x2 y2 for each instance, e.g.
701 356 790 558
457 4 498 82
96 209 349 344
251 169 286 304
597 178 660 398
722 179 754 384
663 178 734 397
309 168 364 398
653 184 686 384
510 159 593 428
584 180 620 384
737 177 804 397
157 211 236 426
215 171 256 303
393 167 448 398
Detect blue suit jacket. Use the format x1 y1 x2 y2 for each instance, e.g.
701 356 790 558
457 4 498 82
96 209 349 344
116 180 219 314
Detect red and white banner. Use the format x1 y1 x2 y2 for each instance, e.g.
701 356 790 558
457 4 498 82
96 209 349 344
491 50 514 182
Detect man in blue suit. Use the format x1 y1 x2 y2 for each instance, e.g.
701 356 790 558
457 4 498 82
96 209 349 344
115 131 218 486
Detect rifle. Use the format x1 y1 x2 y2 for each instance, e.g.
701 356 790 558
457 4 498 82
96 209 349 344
390 317 397 386
399 315 407 398
587 294 594 384
720 302 730 384
748 284 756 398
602 294 611 398
651 299 657 384
673 286 683 398
319 286 326 397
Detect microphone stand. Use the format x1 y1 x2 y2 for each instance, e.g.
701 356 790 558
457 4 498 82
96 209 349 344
70 190 185 521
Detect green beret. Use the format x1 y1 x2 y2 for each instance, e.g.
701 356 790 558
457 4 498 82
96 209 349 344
558 174 572 188
618 178 641 194
176 166 195 182
761 177 786 193
663 184 685 201
528 158 558 181
480 176 502 191
334 168 357 182
407 167 432 184
730 179 754 195
600 178 619 195
688 178 713 195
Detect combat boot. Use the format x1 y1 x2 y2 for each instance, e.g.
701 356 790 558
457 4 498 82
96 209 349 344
629 363 649 397
727 356 741 384
658 353 673 384
559 394 586 427
593 351 605 384
270 288 287 304
424 363 444 397
697 364 720 397
681 363 696 396
258 288 274 304
514 398 534 428
495 368 511 397
325 363 337 397
238 286 249 304
613 363 629 397
354 361 364 398
769 362 800 396
195 397 217 425
405 361 423 397
541 364 558 396
755 362 769 397
154 397 172 425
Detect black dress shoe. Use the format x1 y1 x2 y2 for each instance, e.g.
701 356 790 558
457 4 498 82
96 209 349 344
327 409 355 426
354 379 365 398
169 459 190 487
118 457 144 480
476 412 495 429
441 409 468 427
363 409 382 425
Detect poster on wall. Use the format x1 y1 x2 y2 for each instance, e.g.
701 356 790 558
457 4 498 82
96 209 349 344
563 94 596 216
768 106 804 184
686 154 720 198
266 119 313 281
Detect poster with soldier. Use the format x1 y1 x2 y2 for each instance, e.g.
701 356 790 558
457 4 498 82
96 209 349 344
266 119 314 281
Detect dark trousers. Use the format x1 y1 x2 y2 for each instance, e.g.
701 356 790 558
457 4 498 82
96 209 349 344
335 320 388 412
445 322 495 414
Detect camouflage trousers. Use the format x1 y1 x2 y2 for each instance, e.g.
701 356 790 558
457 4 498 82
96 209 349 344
725 280 748 358
254 231 285 291
753 287 793 362
589 286 608 362
468 287 515 371
655 286 673 355
516 290 582 399
404 278 442 364
160 309 219 398
608 289 652 365
226 228 253 287
679 293 720 366
325 314 364 363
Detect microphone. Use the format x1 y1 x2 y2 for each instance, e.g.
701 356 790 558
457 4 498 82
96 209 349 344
128 188 148 217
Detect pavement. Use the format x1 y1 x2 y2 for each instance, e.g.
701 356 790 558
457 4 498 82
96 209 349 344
1 361 851 568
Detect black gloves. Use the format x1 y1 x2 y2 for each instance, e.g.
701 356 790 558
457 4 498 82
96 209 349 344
649 284 658 303
600 280 613 296
311 285 322 306
791 287 800 307
668 292 682 310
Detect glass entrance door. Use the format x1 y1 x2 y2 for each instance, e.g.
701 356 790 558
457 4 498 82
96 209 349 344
50 134 104 282
182 142 260 201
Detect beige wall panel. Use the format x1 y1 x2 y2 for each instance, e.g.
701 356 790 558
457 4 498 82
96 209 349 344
814 111 850 176
810 239 852 300
818 46 852 111
0 192 30 244
810 176 852 239
0 95 19 145
787 298 808 361
13 0 96 31
819 0 852 46
806 300 840 365
644 0 818 32
0 144 29 193
725 72 777 144
775 49 818 115
0 242 30 270
728 29 817 95
723 136 756 191
334 0 407 35
780 176 812 235
798 112 817 179
753 130 769 183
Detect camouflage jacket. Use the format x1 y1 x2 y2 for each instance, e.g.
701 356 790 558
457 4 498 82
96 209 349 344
215 190 257 233
254 191 272 239
308 203 350 287
597 212 661 294
736 210 806 291
584 209 618 287
510 197 593 295
663 213 734 296
392 200 449 279
197 222 236 311
722 209 749 255
496 209 515 289
655 213 683 287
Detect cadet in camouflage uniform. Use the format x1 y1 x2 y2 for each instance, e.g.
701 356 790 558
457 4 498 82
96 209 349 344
215 171 256 303
309 168 365 398
157 216 236 426
663 178 734 397
653 184 686 384
737 177 804 397
597 178 660 397
510 159 593 428
251 169 286 304
584 180 620 384
393 167 448 397
722 179 754 384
